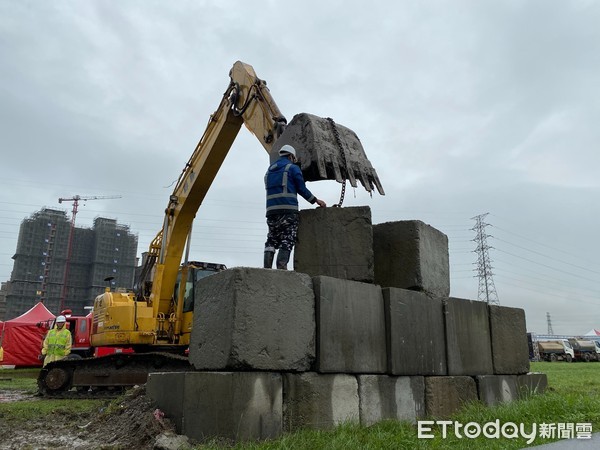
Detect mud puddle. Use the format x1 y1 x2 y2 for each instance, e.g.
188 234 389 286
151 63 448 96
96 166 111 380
0 389 37 403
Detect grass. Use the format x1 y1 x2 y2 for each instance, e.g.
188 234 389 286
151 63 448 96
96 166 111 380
2 363 599 449
198 362 600 450
0 368 106 423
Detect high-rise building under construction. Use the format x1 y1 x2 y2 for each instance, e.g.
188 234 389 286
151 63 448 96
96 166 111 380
4 208 138 319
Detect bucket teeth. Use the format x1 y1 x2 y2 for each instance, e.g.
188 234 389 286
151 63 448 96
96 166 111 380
270 113 385 195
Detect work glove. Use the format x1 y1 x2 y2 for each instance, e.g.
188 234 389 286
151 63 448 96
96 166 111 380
38 354 45 361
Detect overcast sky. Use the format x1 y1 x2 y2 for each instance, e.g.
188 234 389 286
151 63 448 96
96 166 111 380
1 1 598 335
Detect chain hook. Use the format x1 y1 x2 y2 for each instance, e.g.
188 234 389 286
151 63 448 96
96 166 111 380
327 117 348 208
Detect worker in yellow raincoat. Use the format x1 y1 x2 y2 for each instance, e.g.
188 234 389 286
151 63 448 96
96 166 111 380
40 315 72 367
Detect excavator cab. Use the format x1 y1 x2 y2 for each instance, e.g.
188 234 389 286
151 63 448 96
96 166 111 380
175 261 227 314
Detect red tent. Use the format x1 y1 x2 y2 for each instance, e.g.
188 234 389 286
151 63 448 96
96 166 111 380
0 302 55 367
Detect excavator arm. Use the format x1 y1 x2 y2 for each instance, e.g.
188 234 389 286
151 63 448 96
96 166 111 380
38 61 385 396
142 60 384 337
147 62 288 321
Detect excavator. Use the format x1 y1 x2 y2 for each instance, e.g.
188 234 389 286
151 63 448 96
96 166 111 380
37 61 384 396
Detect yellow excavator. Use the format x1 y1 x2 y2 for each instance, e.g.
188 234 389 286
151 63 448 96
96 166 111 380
38 61 384 395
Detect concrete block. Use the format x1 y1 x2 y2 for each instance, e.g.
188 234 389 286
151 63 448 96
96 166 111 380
283 372 359 432
147 372 282 443
373 220 449 297
444 297 493 375
383 288 447 375
294 206 374 282
357 375 425 425
517 372 548 397
489 305 530 374
475 375 519 406
314 276 386 373
147 372 186 430
186 372 282 442
425 376 479 418
189 268 315 371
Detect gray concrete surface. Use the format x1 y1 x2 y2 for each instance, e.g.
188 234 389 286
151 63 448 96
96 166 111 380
147 372 186 430
373 220 450 297
314 276 386 373
425 376 479 419
476 375 519 406
444 297 494 375
294 206 374 282
517 372 548 397
357 375 425 425
383 288 447 375
283 372 359 432
189 267 315 371
489 305 530 374
147 371 283 443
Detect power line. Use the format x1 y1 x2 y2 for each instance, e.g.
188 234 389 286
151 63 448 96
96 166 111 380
493 236 600 275
495 248 598 284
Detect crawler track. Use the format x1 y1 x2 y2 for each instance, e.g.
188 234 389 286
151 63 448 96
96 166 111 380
37 352 192 397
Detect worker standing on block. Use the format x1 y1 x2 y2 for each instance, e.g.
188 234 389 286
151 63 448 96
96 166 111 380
264 145 326 269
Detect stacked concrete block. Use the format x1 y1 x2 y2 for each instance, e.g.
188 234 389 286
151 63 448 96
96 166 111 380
314 276 386 373
517 372 548 397
444 297 494 375
489 305 530 374
144 204 548 444
146 372 186 430
357 375 425 425
373 220 449 297
283 373 359 432
294 206 374 282
383 288 446 375
189 268 315 371
147 372 283 442
475 375 519 406
425 376 479 418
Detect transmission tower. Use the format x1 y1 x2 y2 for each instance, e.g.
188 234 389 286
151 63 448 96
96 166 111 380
471 212 500 305
546 312 554 335
57 194 122 311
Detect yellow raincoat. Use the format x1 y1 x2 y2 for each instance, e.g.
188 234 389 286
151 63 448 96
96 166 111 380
41 326 72 367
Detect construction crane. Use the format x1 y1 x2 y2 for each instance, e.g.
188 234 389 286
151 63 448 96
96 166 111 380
57 194 122 311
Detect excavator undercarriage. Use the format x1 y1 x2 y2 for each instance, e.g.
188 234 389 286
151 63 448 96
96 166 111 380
38 352 192 398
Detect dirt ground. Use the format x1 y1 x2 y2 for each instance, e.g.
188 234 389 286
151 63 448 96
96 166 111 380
0 386 193 450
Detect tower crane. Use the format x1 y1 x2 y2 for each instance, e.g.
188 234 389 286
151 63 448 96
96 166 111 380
57 194 122 311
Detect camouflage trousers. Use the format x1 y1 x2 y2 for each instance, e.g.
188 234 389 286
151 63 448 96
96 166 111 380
265 213 299 252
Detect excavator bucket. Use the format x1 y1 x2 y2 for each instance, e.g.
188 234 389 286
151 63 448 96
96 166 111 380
271 113 385 195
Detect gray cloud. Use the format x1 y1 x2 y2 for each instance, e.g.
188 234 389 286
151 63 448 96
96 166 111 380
1 0 599 334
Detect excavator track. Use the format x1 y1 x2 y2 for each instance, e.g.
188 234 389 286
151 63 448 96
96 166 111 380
37 352 192 398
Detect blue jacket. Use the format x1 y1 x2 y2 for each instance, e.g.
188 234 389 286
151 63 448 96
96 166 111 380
265 157 316 216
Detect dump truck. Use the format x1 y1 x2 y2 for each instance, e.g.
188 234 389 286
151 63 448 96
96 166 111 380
537 340 574 362
568 338 599 362
38 61 384 395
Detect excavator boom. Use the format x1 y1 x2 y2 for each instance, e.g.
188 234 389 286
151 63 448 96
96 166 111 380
149 61 384 323
38 61 384 396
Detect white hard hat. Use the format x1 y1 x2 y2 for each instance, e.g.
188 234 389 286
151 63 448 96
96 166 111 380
279 145 296 158
56 315 66 323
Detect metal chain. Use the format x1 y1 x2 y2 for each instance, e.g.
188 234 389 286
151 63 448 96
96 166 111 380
327 117 347 207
